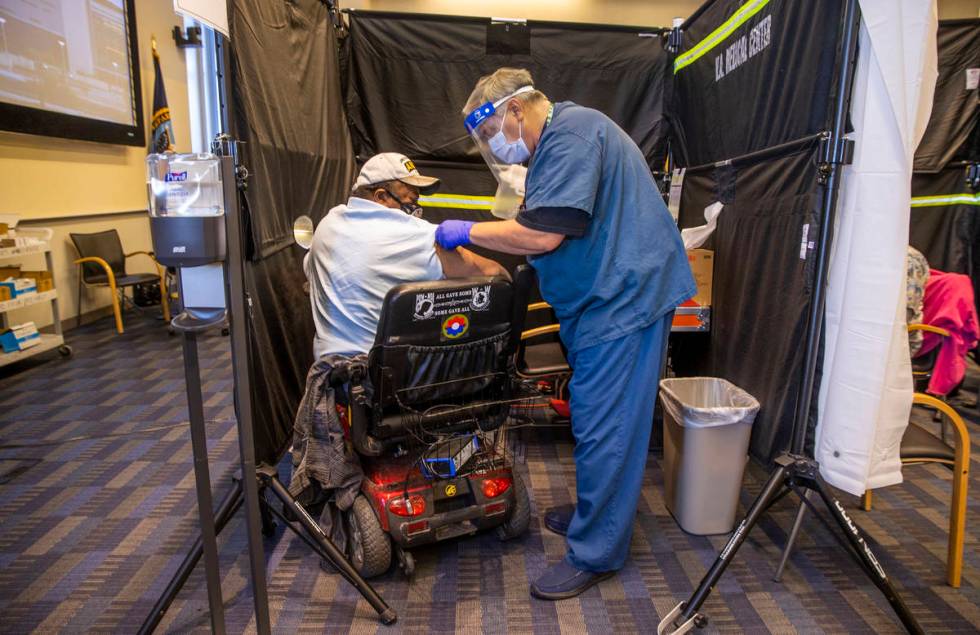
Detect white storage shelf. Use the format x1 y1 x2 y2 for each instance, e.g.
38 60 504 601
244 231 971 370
0 242 50 259
0 231 71 366
0 333 65 368
0 289 57 314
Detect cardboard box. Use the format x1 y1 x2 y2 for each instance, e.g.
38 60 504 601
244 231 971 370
20 270 52 281
1 322 41 353
687 249 713 306
0 222 8 236
0 265 21 279
0 286 10 302
0 278 37 298
20 271 53 291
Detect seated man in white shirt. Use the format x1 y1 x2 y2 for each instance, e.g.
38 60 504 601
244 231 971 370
306 152 509 358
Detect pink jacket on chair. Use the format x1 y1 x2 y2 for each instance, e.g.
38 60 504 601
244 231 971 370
917 269 979 396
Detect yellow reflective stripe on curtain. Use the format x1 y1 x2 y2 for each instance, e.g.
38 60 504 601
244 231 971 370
911 193 980 208
419 193 495 210
674 0 772 74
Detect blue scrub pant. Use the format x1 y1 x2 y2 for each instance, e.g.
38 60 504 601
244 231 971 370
564 313 672 572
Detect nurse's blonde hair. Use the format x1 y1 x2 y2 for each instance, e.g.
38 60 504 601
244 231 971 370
462 68 548 115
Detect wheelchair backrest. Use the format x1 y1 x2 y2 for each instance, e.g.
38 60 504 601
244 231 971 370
368 266 532 413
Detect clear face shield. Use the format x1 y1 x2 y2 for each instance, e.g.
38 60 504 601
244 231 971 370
464 86 534 219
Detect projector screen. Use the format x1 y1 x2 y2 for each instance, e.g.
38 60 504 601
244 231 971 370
0 0 144 146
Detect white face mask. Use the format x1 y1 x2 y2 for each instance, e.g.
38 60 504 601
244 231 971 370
488 109 531 164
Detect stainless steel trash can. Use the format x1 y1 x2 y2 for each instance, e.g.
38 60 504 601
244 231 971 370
660 377 760 535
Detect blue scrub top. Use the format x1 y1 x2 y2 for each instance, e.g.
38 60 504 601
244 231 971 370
524 102 695 353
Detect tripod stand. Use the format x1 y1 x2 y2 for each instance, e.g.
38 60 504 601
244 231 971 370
659 2 923 633
138 449 397 635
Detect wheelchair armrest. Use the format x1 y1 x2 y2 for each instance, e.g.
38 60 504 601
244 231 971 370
348 390 385 456
326 359 367 387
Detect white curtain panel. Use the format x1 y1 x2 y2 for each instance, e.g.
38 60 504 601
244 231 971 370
815 0 938 495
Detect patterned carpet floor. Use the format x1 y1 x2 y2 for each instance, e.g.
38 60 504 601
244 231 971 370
0 314 977 633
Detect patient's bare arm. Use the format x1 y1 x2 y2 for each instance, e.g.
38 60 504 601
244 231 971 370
436 245 512 281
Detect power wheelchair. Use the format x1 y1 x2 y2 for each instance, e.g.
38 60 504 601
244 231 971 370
326 266 535 577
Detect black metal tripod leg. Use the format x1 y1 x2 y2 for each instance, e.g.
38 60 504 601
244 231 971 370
258 491 276 537
180 331 226 635
774 493 810 582
139 482 244 635
811 477 924 635
261 497 332 562
261 475 397 626
658 464 790 634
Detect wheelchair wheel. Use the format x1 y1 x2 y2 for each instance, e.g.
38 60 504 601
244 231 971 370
346 495 391 578
496 471 531 541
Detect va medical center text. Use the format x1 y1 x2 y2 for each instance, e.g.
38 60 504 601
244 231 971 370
715 15 772 82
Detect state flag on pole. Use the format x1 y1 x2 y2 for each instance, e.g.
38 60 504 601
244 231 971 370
150 38 175 153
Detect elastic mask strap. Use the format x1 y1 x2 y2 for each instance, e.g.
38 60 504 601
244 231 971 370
492 85 535 109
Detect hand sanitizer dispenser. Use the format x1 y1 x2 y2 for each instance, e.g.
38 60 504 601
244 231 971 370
147 153 227 326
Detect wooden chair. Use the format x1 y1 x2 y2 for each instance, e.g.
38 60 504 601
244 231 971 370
517 301 569 378
908 323 951 392
69 230 170 334
861 393 970 587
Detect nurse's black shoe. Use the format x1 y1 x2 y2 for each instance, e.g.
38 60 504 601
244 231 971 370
530 559 615 601
544 504 575 536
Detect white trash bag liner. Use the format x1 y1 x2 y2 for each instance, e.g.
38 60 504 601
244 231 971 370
659 377 761 534
660 377 760 428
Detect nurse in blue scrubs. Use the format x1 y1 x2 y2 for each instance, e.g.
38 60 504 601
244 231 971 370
434 67 696 600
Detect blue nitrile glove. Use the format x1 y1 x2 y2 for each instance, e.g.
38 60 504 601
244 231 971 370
435 220 475 250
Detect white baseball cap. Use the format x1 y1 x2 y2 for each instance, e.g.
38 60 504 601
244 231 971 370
352 152 441 195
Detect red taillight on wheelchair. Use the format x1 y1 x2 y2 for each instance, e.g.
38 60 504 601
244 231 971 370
389 494 426 517
482 477 512 498
404 520 429 536
484 502 507 516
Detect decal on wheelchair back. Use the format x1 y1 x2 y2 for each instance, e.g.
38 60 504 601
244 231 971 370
413 285 492 321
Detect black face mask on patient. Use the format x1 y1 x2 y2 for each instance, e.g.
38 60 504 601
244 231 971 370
382 188 424 218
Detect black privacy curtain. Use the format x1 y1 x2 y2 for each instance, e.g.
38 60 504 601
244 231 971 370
913 19 980 173
341 10 671 278
342 11 669 169
228 0 356 466
669 0 847 464
909 19 979 321
911 168 980 317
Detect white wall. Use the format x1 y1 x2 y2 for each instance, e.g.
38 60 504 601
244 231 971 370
937 0 980 18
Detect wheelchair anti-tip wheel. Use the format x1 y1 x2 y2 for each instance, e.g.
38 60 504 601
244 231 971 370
394 543 415 577
496 471 531 541
346 494 392 578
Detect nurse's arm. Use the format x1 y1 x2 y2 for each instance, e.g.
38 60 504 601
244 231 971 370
436 245 512 281
469 219 564 256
